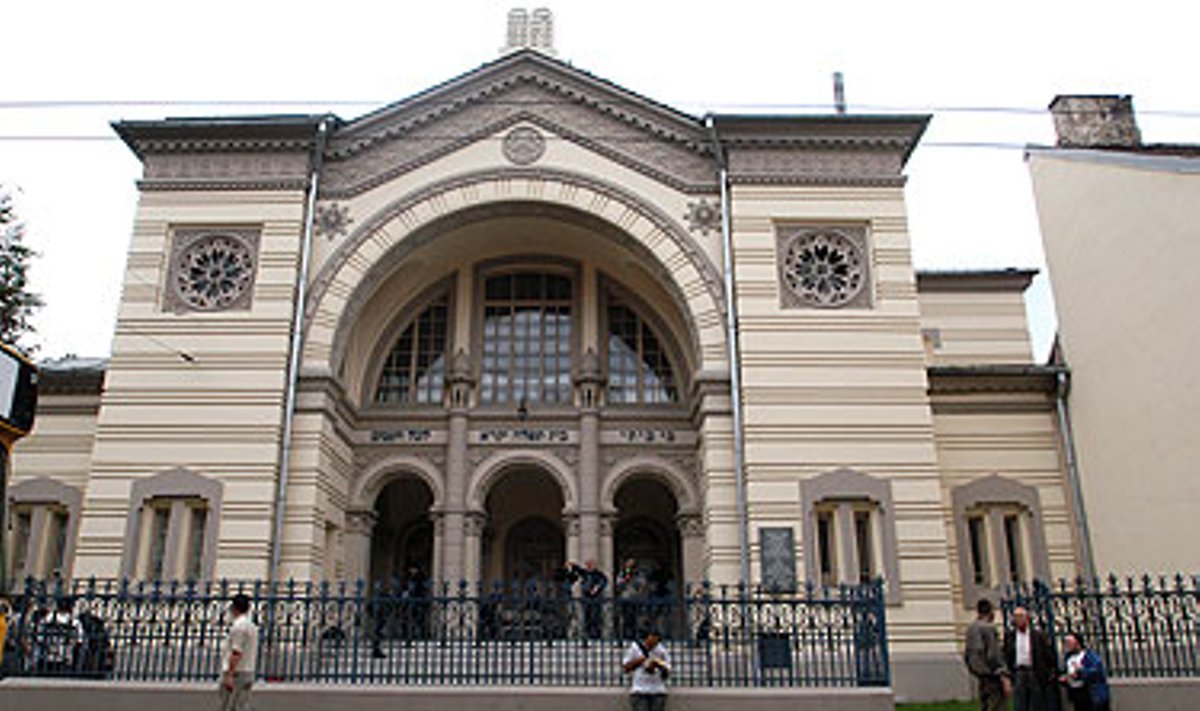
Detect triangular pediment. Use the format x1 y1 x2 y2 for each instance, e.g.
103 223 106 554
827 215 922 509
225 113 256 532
321 50 717 197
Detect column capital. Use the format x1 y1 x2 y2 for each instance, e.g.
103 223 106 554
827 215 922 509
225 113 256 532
345 508 379 536
676 513 706 539
463 511 487 538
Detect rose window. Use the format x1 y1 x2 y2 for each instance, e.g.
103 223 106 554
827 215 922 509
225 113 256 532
781 230 866 307
175 235 255 311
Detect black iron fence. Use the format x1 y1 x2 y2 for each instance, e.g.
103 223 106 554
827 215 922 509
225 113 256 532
1003 575 1200 678
1 577 888 687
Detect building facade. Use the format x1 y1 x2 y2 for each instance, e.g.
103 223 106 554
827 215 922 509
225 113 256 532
7 50 1087 699
1029 95 1200 577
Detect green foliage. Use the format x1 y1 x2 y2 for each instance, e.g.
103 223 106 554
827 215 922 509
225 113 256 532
0 188 43 352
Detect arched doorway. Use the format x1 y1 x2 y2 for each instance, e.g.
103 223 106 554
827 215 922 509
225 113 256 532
613 478 682 594
370 476 434 589
481 466 566 583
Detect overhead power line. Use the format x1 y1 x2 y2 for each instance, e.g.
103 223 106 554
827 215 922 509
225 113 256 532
0 98 1197 118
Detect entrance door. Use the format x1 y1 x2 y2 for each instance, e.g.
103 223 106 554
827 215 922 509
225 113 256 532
504 516 565 583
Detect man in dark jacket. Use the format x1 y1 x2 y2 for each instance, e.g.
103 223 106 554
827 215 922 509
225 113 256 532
1004 606 1058 711
964 598 1010 711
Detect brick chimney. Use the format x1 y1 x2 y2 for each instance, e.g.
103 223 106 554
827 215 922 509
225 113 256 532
1049 95 1141 148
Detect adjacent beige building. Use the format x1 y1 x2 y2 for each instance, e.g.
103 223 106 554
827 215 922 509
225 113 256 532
1028 95 1200 577
6 49 1091 700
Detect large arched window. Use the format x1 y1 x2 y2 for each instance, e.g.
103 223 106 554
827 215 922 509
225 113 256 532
481 272 573 404
374 295 449 405
606 301 678 404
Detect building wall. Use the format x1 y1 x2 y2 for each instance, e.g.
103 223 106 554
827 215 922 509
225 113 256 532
1029 150 1200 575
11 392 100 495
73 188 308 580
930 390 1078 604
727 183 961 685
918 287 1033 366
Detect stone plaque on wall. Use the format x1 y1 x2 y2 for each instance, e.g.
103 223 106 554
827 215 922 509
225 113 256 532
760 527 797 593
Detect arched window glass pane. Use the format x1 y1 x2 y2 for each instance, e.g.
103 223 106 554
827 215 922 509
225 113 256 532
374 295 449 405
606 302 678 404
481 273 573 404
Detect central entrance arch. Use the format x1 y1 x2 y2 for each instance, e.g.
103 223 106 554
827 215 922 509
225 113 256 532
370 476 434 589
481 465 567 583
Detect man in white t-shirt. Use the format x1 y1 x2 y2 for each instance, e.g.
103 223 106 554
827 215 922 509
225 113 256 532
219 593 258 711
622 627 671 711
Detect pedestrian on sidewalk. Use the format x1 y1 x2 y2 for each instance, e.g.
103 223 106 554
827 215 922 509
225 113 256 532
622 626 670 711
219 593 259 711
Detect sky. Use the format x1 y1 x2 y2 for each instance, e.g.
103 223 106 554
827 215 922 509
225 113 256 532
1 0 1196 361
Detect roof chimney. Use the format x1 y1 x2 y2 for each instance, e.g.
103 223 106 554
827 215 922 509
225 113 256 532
1049 95 1141 148
501 7 556 56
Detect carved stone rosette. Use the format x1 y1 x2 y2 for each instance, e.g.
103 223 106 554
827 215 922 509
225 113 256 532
776 225 871 309
163 228 261 313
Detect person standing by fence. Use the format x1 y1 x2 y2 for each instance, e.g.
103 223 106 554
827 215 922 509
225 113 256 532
622 627 670 711
37 597 82 677
1060 633 1111 711
219 593 258 711
1004 606 1058 711
964 598 1010 711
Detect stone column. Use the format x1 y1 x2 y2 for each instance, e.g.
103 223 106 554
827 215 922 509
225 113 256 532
565 513 581 564
463 512 486 585
442 349 474 583
836 502 859 584
677 513 707 585
988 508 1011 586
25 506 51 580
598 513 616 578
343 508 377 584
575 348 604 566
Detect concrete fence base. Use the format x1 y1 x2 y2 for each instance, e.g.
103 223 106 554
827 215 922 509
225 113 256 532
0 680 894 711
1110 678 1200 710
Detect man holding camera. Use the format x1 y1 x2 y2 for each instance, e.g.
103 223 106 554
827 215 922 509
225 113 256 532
622 627 671 711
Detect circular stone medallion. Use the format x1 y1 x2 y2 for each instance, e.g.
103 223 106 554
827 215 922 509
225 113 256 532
175 234 256 311
781 229 866 307
502 127 546 165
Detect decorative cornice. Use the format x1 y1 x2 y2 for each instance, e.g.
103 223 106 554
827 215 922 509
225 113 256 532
113 115 329 161
137 179 309 192
927 365 1063 396
916 268 1038 293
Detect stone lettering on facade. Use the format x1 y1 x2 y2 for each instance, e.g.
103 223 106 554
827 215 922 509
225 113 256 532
370 428 434 444
471 428 574 445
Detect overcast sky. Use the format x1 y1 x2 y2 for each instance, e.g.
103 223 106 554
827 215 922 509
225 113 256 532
2 0 1196 361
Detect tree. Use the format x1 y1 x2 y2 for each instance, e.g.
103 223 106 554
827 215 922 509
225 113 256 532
0 187 43 352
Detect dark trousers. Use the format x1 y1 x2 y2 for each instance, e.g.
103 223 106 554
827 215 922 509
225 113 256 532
1014 668 1047 711
977 676 1006 711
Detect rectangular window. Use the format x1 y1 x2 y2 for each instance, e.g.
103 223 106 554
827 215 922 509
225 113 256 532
1003 514 1023 583
816 510 836 586
967 514 989 586
146 505 170 580
854 510 873 582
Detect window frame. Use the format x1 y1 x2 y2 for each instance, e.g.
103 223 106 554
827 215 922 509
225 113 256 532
800 468 902 604
121 468 223 582
599 278 688 410
471 259 581 410
951 475 1050 609
364 277 457 410
6 477 82 581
